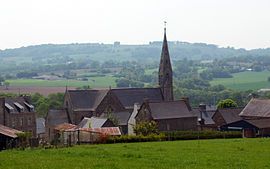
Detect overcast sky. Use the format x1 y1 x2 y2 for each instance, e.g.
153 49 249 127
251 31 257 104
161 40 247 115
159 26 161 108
0 0 270 50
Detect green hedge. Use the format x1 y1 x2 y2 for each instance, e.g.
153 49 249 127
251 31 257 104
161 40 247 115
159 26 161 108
164 131 242 141
106 131 242 144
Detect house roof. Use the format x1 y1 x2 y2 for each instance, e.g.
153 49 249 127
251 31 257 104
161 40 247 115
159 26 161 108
217 108 243 124
54 123 76 131
112 111 132 126
77 117 109 128
67 89 109 111
4 97 35 113
111 88 163 109
239 98 270 118
36 118 45 134
76 127 121 136
193 108 216 125
46 109 69 126
246 119 270 129
0 124 23 138
148 100 196 120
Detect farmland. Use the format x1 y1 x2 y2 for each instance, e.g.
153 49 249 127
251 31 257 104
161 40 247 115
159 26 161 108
1 138 270 169
210 71 270 91
6 76 117 88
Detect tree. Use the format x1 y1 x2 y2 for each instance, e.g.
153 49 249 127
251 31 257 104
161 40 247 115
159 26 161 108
217 99 238 108
4 81 10 90
133 121 158 136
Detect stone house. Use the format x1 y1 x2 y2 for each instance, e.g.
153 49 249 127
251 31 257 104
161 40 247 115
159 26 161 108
135 99 197 132
0 96 36 137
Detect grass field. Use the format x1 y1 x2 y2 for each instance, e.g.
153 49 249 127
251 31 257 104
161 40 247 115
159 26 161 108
1 138 270 169
210 71 270 91
6 76 117 88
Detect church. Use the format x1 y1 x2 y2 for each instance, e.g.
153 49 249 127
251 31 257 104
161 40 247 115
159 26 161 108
46 27 197 137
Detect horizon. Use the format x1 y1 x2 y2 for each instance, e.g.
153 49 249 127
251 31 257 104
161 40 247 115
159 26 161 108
1 0 270 50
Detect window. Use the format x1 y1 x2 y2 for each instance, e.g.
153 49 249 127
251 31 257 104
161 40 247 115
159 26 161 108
12 118 15 127
28 117 31 125
20 118 23 126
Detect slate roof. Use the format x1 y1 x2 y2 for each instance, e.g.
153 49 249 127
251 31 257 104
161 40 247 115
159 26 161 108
217 108 243 124
239 98 270 118
36 118 45 134
193 108 216 125
111 88 163 109
0 124 23 138
246 118 270 129
112 111 132 126
77 117 108 128
46 109 69 126
4 97 35 113
148 100 196 120
67 89 109 111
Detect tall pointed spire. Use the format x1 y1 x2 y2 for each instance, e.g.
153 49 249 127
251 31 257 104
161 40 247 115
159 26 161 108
158 21 174 101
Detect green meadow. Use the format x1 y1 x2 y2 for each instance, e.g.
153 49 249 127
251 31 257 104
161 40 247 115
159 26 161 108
1 138 270 169
210 71 270 91
6 76 117 88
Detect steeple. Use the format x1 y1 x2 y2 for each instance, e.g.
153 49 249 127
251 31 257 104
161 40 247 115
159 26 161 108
158 22 174 101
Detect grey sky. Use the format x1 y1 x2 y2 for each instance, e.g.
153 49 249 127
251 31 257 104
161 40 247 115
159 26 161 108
0 0 270 50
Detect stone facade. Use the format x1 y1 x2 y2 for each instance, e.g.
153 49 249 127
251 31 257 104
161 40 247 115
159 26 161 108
0 97 36 137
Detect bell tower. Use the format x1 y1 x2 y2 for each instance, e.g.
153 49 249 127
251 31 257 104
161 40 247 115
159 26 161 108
158 22 174 101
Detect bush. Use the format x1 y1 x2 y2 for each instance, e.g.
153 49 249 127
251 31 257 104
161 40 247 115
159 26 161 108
133 121 158 136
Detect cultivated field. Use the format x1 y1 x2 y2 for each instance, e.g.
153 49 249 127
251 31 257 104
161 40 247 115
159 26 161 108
6 76 117 88
210 71 270 91
1 138 270 169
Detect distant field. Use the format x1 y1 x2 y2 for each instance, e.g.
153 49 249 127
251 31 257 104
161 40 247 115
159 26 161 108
210 71 270 91
6 76 117 88
1 138 270 169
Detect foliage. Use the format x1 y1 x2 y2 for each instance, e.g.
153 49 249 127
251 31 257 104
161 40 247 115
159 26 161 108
106 134 166 143
16 132 32 149
217 99 238 108
31 93 64 117
133 121 159 136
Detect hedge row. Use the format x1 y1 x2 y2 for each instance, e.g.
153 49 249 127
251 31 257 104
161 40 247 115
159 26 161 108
164 130 242 141
106 131 242 143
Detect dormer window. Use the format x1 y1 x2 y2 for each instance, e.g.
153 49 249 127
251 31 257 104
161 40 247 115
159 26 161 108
5 103 14 113
14 102 24 112
24 102 34 112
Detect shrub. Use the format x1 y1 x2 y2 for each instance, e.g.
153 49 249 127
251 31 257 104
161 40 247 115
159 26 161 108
133 121 158 136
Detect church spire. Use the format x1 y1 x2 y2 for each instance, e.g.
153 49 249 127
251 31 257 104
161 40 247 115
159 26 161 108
158 22 174 101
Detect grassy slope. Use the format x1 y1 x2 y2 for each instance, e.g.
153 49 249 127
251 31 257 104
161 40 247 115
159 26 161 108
210 71 270 91
1 139 270 169
6 76 117 88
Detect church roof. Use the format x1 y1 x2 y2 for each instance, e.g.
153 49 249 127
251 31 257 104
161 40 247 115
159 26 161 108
111 88 163 109
148 100 196 120
67 89 109 111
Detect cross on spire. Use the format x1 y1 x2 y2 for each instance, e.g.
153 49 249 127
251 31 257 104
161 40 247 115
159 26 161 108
164 21 167 32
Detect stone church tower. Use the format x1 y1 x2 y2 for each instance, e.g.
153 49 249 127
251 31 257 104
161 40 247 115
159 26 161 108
158 26 174 101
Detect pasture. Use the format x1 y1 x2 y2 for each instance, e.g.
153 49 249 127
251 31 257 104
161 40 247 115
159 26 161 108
0 138 270 169
6 76 117 88
210 71 270 91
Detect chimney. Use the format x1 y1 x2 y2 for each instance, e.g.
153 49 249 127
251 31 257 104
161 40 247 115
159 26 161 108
198 103 206 125
143 98 149 105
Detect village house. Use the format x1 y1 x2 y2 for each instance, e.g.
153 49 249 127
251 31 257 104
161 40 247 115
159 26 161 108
0 96 36 137
135 99 197 132
212 107 243 129
0 124 23 150
222 98 270 137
